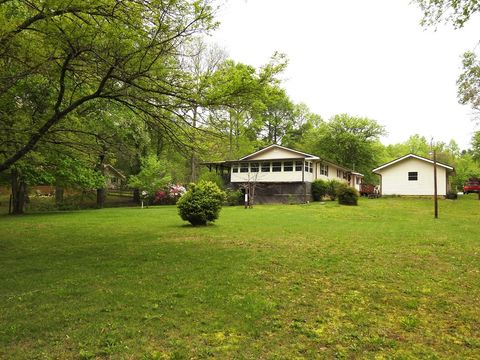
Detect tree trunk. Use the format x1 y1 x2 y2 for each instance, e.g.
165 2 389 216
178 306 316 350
55 186 64 205
133 188 141 204
96 149 107 209
10 168 27 215
229 112 233 158
190 107 198 182
96 188 106 208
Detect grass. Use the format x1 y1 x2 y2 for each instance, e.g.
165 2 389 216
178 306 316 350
1 195 479 359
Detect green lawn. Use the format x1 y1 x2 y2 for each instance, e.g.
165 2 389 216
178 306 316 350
1 196 479 359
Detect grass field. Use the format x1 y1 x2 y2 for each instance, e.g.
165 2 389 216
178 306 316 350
1 196 479 359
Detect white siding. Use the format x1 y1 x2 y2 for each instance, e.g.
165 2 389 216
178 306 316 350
232 171 304 183
231 160 313 183
377 158 448 196
315 163 351 184
230 158 358 186
246 147 307 160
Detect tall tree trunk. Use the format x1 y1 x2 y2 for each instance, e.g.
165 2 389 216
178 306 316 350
133 188 140 204
190 107 198 182
55 185 64 205
96 149 107 209
229 111 234 158
10 168 27 215
96 188 106 208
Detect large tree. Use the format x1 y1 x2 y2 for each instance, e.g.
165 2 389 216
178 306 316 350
0 0 216 174
301 114 386 183
415 0 480 159
415 0 480 28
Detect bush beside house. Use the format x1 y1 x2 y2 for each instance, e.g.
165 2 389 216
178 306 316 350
337 184 360 206
312 180 328 201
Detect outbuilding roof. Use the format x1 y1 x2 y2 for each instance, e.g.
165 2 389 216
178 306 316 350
372 153 454 173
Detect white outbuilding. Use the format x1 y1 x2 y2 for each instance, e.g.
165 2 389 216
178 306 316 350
372 154 454 196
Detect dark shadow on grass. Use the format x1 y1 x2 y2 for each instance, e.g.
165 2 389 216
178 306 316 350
176 224 218 228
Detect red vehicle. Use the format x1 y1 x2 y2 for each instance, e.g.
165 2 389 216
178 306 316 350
463 178 480 194
360 183 380 198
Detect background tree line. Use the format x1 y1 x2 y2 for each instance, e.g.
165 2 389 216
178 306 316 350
1 0 479 214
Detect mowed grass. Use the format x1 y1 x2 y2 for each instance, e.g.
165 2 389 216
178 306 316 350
1 196 479 359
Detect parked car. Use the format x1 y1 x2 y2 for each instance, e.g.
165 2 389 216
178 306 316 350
463 178 480 194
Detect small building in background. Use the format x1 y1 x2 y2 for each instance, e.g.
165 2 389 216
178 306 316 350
372 154 454 196
103 164 127 190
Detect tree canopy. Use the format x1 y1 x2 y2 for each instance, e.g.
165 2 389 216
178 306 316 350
0 0 216 173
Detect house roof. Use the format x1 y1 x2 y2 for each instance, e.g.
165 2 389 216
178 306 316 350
103 164 126 179
372 153 454 173
239 144 319 161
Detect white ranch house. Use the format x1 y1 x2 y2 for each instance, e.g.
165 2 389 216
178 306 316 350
204 145 363 203
372 154 454 196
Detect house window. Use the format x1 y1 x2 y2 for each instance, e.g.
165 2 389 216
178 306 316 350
356 177 361 185
232 164 239 173
309 163 313 173
240 163 249 173
272 162 282 172
304 162 309 172
284 161 293 172
250 162 259 172
261 162 271 172
295 161 302 171
320 164 329 176
337 169 343 178
408 172 418 181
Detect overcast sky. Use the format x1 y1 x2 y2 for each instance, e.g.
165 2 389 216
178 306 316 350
210 0 480 149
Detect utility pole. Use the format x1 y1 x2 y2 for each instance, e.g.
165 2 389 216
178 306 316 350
430 138 438 219
433 148 438 218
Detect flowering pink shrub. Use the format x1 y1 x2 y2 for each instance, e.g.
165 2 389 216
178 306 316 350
169 184 186 198
153 184 186 205
154 190 167 203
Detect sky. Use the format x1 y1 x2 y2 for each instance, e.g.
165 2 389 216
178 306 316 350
209 0 480 150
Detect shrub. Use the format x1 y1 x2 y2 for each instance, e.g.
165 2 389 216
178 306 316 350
177 181 226 226
198 171 225 189
225 189 243 206
311 179 328 201
446 190 458 200
153 184 186 205
337 185 359 206
326 179 343 200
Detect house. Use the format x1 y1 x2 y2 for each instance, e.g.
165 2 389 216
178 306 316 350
372 154 454 196
103 164 126 190
203 144 363 203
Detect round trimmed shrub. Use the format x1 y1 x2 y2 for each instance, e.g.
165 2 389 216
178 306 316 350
311 179 328 201
327 179 343 200
337 185 359 206
177 181 226 226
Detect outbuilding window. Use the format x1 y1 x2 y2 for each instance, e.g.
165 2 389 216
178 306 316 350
408 172 418 181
